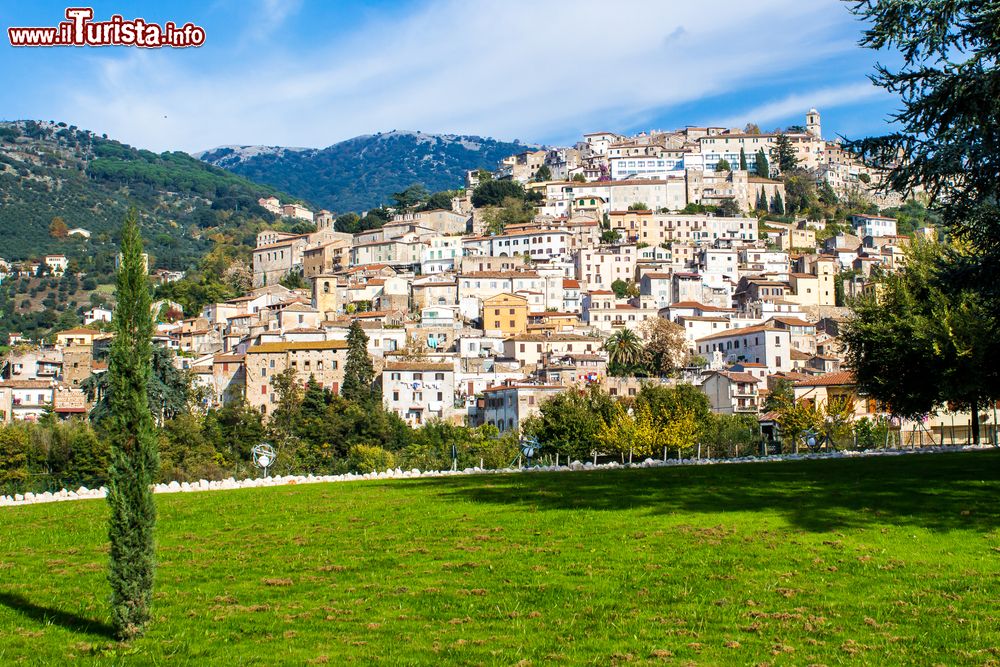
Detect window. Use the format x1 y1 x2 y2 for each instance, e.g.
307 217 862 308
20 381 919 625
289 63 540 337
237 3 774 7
437 392 443 401
393 391 399 401
414 373 423 381
435 372 445 381
414 391 423 401
390 372 401 380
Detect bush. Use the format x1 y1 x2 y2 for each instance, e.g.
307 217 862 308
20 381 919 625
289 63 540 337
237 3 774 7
347 444 395 474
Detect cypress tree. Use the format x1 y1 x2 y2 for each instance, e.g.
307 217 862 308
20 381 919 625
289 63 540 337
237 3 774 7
106 208 158 640
341 320 375 403
755 149 770 178
770 191 785 215
739 147 748 171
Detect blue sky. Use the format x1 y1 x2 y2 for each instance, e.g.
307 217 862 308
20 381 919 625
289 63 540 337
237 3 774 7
0 1 901 153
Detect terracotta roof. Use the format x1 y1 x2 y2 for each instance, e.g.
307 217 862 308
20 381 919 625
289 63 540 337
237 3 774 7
715 371 760 384
247 341 348 354
57 327 99 336
506 334 597 343
0 380 54 389
795 371 855 387
770 317 815 327
562 279 581 288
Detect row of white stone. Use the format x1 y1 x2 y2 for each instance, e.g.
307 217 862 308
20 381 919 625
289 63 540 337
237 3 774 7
1 443 993 508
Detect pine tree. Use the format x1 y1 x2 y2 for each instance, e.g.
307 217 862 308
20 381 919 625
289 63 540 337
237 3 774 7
755 149 770 178
341 321 375 403
106 208 159 640
773 132 798 173
739 147 748 171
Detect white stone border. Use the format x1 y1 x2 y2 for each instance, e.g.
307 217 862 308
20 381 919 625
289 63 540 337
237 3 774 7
1 443 994 508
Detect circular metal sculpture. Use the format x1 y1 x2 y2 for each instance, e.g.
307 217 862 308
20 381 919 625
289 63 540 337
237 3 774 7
520 435 540 467
252 442 278 477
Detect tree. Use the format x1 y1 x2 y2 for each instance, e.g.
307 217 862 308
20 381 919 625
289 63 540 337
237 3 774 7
526 386 616 460
105 208 159 640
471 180 525 208
763 378 794 413
770 191 785 215
611 279 630 299
534 165 552 182
628 202 649 211
846 2 1000 305
715 158 732 173
222 260 252 294
391 183 429 211
718 198 740 217
739 147 748 171
772 133 798 173
744 122 761 135
571 173 587 183
640 318 687 377
841 238 1000 444
335 212 361 234
341 321 376 403
604 329 646 375
421 190 454 211
0 426 29 490
755 187 768 213
755 149 770 178
49 216 69 239
482 197 534 236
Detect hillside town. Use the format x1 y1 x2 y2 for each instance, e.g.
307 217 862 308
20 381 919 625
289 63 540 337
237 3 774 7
0 110 972 446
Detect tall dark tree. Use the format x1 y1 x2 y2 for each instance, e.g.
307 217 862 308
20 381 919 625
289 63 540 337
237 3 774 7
106 208 159 640
841 239 1000 443
755 149 770 178
739 147 748 171
341 321 376 403
770 191 785 215
772 132 798 173
846 1 1000 305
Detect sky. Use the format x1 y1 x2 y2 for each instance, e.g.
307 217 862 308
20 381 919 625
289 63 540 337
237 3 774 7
0 1 902 153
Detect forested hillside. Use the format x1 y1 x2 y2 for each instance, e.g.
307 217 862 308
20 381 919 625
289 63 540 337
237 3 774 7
0 120 300 269
197 130 535 212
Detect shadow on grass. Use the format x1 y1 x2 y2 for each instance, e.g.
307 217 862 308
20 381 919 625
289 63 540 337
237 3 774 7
0 591 116 639
419 450 1000 533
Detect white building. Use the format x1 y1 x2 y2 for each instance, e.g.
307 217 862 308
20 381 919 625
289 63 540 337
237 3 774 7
851 214 898 238
382 361 457 426
695 324 792 374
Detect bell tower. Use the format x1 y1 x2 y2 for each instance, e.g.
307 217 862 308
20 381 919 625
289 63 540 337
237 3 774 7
806 108 821 138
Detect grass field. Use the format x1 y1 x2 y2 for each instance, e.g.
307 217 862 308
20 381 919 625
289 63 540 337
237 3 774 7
1 451 998 665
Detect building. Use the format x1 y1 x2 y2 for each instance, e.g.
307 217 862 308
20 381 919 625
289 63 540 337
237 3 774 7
479 384 564 433
244 340 349 416
851 214 898 238
482 293 528 337
696 324 792 373
382 361 457 426
701 370 761 414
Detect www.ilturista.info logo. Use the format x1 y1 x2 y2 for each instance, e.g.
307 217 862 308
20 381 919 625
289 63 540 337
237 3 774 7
8 7 205 48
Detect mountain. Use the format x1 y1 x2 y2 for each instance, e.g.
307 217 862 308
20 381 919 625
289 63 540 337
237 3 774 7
0 120 295 270
195 130 537 212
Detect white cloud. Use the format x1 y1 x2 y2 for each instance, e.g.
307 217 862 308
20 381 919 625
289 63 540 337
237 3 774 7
58 0 869 152
712 82 889 131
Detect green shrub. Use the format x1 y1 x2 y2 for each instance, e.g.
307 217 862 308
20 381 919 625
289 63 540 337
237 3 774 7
347 444 395 474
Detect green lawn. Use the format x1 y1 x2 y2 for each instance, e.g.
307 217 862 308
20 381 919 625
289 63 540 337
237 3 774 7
1 451 998 665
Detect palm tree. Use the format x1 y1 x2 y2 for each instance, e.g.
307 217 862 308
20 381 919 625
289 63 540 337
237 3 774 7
604 328 645 373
